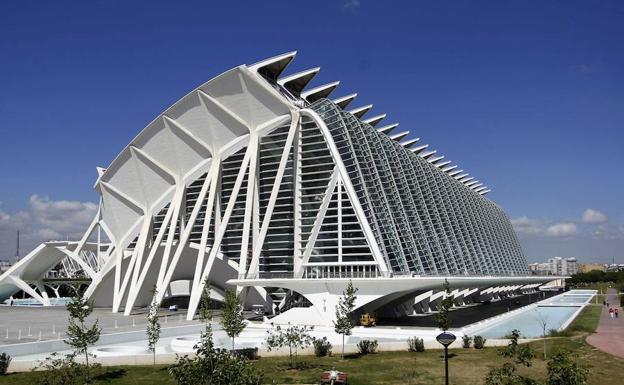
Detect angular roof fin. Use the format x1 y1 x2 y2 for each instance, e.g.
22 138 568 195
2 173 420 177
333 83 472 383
348 104 373 118
363 114 386 127
436 160 452 168
428 155 445 164
377 123 398 134
479 189 492 195
278 67 320 95
249 51 297 81
454 173 469 180
420 150 437 159
333 93 357 109
411 144 429 154
389 131 409 141
442 164 457 172
301 81 340 103
400 138 420 148
448 169 464 177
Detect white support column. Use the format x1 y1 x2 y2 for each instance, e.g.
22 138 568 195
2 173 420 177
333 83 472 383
293 118 303 269
337 179 343 263
238 134 258 285
247 112 299 278
123 187 184 315
112 248 124 312
299 169 339 276
186 146 253 320
189 160 221 305
8 276 50 306
300 109 389 274
156 164 216 305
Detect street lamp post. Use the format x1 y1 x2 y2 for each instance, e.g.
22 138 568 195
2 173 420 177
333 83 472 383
436 331 456 385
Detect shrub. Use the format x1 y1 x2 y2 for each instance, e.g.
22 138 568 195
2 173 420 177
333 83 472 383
407 337 425 352
313 337 332 357
547 351 589 385
473 335 487 349
484 330 536 385
357 339 378 355
33 353 87 385
462 335 472 348
548 328 572 337
0 352 11 375
265 324 314 369
235 348 259 361
169 329 263 385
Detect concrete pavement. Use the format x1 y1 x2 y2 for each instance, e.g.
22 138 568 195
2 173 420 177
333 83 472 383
587 288 624 358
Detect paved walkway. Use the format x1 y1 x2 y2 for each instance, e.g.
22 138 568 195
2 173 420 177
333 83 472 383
587 288 624 358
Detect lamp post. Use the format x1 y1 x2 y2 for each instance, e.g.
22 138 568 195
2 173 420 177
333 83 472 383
436 331 456 385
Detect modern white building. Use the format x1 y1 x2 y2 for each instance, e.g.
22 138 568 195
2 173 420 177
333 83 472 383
0 52 555 324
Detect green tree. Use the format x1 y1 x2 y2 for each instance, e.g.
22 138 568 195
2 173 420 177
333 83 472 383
546 352 589 385
146 286 161 366
265 323 315 369
198 278 213 329
169 326 262 385
333 280 358 358
65 289 101 383
221 289 246 352
435 279 454 331
484 330 538 385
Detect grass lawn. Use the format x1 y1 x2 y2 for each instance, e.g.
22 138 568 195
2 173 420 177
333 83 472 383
567 304 602 334
1 336 622 385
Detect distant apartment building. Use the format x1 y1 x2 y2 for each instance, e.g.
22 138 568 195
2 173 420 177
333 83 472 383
528 262 553 276
549 257 578 276
529 257 578 276
606 264 624 272
578 263 607 273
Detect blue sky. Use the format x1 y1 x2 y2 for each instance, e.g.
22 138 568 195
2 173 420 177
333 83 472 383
0 0 622 263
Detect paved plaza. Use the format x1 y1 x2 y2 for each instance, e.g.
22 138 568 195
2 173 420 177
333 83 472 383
0 306 203 345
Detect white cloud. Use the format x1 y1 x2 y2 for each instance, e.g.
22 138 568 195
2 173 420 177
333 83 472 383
512 216 577 238
28 195 97 234
511 216 544 236
545 223 577 237
0 195 97 259
593 224 624 240
582 208 607 224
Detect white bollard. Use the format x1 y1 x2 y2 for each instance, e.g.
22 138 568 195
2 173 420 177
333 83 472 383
132 318 136 327
165 315 168 324
5 328 8 339
115 320 118 329
38 330 42 341
18 329 21 340
52 324 55 335
28 326 32 336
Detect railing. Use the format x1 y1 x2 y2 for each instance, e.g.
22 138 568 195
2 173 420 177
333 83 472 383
236 269 544 281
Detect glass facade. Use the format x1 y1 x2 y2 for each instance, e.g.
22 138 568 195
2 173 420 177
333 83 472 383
150 98 528 278
310 99 528 276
